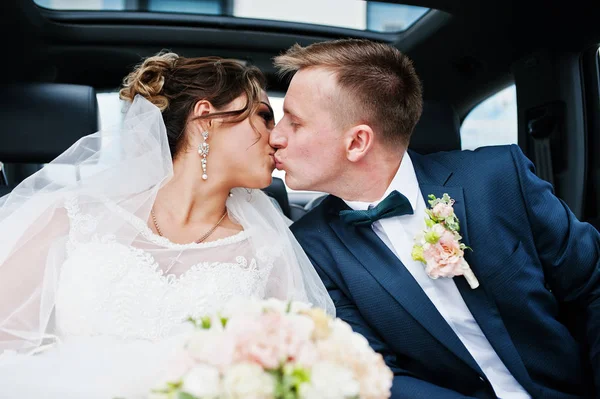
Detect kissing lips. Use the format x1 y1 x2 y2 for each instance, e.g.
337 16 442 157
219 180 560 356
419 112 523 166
273 154 284 170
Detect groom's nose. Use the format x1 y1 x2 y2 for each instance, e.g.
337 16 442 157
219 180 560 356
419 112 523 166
269 122 287 149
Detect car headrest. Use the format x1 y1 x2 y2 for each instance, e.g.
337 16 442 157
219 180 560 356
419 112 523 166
0 185 10 199
409 101 461 154
262 177 291 218
0 83 99 163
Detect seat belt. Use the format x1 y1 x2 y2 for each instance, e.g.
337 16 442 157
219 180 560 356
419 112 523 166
526 102 563 186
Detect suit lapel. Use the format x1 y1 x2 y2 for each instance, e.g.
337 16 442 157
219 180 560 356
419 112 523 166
327 196 484 375
411 151 534 390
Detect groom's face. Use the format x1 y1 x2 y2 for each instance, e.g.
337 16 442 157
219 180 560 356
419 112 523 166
270 68 346 192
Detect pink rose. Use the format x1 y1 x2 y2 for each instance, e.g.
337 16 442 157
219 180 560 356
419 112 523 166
228 314 281 369
432 203 454 219
284 314 317 366
227 311 314 369
423 231 464 278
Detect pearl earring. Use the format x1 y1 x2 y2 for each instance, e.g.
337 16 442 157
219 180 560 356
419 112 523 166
198 130 209 180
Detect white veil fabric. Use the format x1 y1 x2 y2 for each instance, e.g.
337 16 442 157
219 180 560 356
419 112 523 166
0 95 334 356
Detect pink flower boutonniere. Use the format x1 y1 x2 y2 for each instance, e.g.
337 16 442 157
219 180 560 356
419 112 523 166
411 194 479 289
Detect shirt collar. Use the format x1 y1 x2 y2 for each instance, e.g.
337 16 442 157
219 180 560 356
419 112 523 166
344 152 419 212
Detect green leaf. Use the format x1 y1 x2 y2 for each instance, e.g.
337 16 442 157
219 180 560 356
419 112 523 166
178 392 197 399
290 367 311 386
424 230 440 244
201 316 212 329
186 316 198 327
411 245 425 263
271 367 305 399
444 217 460 232
424 208 438 223
166 381 183 390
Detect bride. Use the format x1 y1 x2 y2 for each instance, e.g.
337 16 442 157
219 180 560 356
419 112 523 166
0 52 333 398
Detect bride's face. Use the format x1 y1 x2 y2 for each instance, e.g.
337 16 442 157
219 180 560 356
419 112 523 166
210 91 276 189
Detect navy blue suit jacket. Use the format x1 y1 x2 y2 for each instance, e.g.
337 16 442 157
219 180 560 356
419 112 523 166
291 146 600 398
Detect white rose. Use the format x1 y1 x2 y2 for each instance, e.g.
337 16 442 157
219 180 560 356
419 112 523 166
431 223 447 237
262 297 289 313
328 319 371 355
314 319 393 398
300 362 359 399
330 318 353 335
220 297 265 319
357 356 394 399
181 364 221 398
222 363 275 399
186 329 235 370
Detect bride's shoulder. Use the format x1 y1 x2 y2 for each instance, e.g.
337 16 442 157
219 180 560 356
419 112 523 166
63 194 107 222
62 194 142 236
63 193 140 218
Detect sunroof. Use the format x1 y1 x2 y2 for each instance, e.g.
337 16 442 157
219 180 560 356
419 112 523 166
33 0 431 33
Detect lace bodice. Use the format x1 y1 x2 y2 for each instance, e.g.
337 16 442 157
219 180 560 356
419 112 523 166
54 196 277 341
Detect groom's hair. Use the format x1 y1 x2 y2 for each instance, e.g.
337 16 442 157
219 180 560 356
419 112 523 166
274 39 423 148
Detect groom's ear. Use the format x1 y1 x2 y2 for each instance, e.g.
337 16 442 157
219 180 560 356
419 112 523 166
345 124 375 163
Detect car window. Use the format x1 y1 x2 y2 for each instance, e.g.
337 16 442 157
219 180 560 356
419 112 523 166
460 84 518 150
34 0 430 34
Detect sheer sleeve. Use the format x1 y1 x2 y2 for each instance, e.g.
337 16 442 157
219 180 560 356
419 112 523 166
0 205 70 354
0 96 172 354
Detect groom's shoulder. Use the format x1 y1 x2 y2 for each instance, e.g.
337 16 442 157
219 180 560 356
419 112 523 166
414 144 525 175
290 195 336 236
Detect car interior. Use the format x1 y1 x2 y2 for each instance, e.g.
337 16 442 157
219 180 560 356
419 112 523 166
2 0 599 230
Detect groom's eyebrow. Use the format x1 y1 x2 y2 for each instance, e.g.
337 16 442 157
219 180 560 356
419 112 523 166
283 105 302 120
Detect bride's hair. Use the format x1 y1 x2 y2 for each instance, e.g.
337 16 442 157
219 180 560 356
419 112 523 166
119 51 266 158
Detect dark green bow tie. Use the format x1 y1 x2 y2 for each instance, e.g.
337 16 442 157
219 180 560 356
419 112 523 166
339 190 414 226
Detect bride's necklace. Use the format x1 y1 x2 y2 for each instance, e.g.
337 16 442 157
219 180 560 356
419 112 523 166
150 208 228 243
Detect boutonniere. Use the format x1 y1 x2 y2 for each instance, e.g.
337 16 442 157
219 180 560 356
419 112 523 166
411 194 479 289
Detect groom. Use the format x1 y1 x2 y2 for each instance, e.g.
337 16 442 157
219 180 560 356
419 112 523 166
270 39 600 398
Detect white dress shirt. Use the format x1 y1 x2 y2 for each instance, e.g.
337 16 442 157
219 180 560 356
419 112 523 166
345 153 530 399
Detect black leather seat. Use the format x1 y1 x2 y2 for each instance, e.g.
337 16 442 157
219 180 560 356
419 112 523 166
262 177 291 217
0 185 10 199
409 100 462 155
0 83 99 195
0 83 99 164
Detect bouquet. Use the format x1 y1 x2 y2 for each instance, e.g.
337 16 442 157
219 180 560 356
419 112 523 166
149 298 393 399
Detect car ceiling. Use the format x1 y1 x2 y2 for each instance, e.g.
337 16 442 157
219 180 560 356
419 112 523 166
4 0 600 119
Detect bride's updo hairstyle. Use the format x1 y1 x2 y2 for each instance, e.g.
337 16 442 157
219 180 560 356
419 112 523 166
119 51 267 158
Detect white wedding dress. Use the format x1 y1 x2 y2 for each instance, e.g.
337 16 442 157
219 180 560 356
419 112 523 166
0 96 333 399
57 195 276 341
